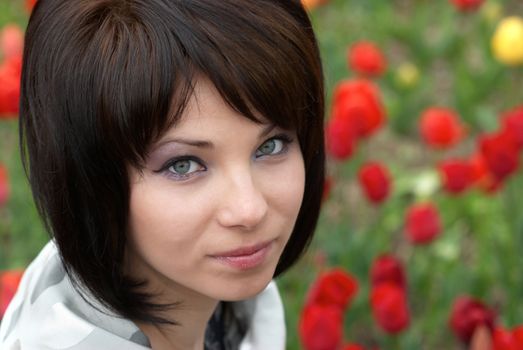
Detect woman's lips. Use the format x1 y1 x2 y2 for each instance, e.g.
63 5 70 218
210 240 273 270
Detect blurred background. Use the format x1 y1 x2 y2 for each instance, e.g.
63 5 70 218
1 0 523 349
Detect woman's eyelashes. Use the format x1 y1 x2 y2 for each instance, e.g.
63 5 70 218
155 133 294 181
255 134 293 158
156 156 207 181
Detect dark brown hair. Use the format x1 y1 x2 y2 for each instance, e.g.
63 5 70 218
20 0 324 324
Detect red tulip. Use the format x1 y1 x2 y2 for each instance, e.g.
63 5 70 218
326 116 357 160
342 344 365 350
493 327 516 350
358 162 391 204
492 326 523 350
419 107 465 149
514 326 523 347
0 165 9 206
0 25 24 60
301 0 329 11
1 54 22 77
0 55 22 117
306 268 358 311
450 0 485 12
469 152 502 194
479 130 520 181
348 41 387 77
331 79 386 139
299 304 343 350
370 283 410 334
370 254 406 290
26 0 38 12
449 295 496 344
438 159 474 194
501 106 523 151
404 202 442 245
0 270 24 318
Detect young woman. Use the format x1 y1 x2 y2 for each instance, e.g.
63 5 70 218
0 0 324 349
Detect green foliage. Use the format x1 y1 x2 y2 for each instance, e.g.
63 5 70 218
0 1 49 272
0 120 47 270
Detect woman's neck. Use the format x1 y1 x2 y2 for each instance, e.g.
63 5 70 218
136 296 218 350
124 246 220 349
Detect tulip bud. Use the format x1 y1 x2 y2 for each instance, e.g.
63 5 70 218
491 16 523 66
395 62 420 89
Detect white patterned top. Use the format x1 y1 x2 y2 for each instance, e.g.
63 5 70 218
0 241 286 350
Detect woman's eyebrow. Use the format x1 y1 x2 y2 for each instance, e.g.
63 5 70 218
155 124 277 150
163 138 214 148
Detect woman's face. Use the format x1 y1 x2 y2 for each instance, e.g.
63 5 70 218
126 78 305 303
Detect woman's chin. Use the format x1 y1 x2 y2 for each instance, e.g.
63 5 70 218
213 274 274 302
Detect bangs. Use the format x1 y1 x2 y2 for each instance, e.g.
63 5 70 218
180 1 313 131
86 0 319 167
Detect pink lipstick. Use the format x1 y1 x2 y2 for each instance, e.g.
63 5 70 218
210 241 273 270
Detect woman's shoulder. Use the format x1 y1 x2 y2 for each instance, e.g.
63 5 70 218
0 241 150 350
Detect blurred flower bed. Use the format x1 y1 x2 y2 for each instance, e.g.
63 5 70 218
1 0 523 349
285 0 523 349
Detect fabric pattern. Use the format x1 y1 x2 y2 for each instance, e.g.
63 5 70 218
0 240 286 349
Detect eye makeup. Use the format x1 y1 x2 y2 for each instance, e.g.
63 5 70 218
154 155 207 181
147 129 296 182
254 133 294 159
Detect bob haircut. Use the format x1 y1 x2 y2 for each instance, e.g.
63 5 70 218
20 0 325 324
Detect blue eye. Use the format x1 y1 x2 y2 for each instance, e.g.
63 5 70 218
255 135 292 158
161 157 206 180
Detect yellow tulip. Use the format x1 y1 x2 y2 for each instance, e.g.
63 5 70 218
491 16 523 66
395 62 420 89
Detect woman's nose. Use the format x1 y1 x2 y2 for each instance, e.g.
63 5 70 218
216 171 268 231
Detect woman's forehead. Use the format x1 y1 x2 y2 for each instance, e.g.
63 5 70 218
153 79 275 147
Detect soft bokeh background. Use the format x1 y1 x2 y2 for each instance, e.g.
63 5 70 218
1 0 523 349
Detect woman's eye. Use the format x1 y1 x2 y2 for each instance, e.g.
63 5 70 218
255 136 290 158
166 158 205 178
